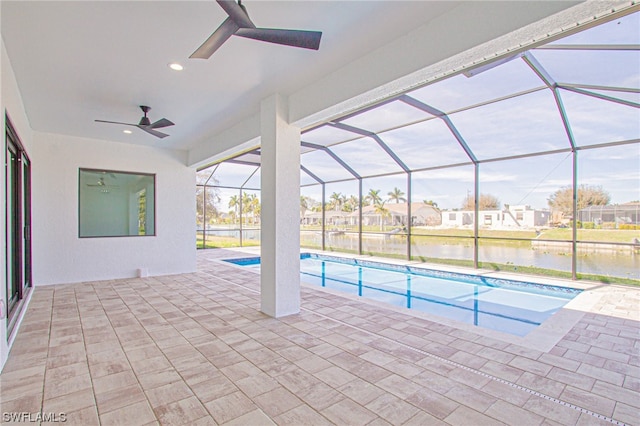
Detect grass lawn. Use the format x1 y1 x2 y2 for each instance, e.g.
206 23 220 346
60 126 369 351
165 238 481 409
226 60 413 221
197 235 260 249
539 228 640 243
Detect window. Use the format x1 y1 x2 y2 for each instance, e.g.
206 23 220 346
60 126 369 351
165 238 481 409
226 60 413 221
79 169 155 237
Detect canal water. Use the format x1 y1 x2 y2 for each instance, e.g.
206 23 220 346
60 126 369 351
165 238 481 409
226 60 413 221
205 229 640 279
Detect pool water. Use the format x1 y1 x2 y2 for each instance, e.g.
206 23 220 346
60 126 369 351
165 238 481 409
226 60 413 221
226 254 581 336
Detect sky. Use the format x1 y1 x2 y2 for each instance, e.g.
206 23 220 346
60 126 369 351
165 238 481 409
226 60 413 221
201 12 640 214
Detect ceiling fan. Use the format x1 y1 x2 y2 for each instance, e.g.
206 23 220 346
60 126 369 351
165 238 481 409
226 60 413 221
95 106 174 139
191 0 322 59
86 177 118 188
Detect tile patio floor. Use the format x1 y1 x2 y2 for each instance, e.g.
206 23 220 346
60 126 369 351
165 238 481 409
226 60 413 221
1 248 638 425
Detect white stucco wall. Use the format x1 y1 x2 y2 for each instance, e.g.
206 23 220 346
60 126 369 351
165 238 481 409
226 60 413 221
31 132 196 285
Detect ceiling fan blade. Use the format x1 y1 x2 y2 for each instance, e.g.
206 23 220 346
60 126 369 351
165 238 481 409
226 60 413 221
190 17 239 59
95 119 136 126
235 27 322 50
137 126 170 139
149 118 175 129
217 0 255 28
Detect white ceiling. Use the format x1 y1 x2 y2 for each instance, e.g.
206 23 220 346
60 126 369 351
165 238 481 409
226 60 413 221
1 1 463 151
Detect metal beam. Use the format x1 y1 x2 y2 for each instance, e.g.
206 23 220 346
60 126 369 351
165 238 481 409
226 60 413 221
522 52 557 88
329 122 411 173
301 141 361 179
558 85 640 109
399 95 478 164
300 165 324 184
240 167 260 189
534 44 640 51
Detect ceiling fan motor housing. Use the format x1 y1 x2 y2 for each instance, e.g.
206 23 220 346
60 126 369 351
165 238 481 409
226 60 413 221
139 106 151 126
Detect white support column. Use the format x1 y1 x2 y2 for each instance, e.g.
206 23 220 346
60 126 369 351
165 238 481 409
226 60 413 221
260 94 301 318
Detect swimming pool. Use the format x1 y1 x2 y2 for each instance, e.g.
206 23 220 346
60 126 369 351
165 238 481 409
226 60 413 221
225 253 581 336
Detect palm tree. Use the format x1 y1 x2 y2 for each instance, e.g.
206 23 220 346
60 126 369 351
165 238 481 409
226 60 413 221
300 196 309 220
343 195 359 213
329 192 344 211
373 200 390 231
242 193 259 225
388 187 406 204
228 195 240 224
250 195 260 225
365 189 382 206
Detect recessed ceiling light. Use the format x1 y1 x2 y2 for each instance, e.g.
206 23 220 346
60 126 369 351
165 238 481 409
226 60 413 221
123 129 132 134
168 62 184 71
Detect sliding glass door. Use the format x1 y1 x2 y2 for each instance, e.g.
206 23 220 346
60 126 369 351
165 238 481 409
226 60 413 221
5 117 31 335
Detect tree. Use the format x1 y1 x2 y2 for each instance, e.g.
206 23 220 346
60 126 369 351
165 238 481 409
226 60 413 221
365 189 382 206
228 195 240 224
328 192 345 211
373 200 390 231
387 187 406 204
462 193 500 210
343 195 360 213
300 196 310 219
241 192 260 225
423 199 439 208
548 184 610 216
196 186 220 226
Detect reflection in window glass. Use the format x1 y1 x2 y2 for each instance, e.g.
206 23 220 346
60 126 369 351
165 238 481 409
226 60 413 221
79 169 155 237
449 89 570 159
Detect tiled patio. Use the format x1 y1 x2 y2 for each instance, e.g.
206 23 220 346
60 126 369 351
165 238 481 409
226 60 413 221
1 248 638 425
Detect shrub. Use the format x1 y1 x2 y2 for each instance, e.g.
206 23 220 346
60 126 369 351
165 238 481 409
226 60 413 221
619 224 639 230
582 222 595 229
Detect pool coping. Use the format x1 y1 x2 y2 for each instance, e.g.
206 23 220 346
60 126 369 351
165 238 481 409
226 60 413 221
211 247 615 352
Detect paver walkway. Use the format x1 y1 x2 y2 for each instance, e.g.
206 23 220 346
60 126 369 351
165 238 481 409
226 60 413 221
1 248 638 425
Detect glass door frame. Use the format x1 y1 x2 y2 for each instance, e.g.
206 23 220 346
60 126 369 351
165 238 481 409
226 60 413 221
5 115 31 336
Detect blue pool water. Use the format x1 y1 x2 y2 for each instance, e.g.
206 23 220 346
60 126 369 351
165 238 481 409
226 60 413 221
225 253 581 336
